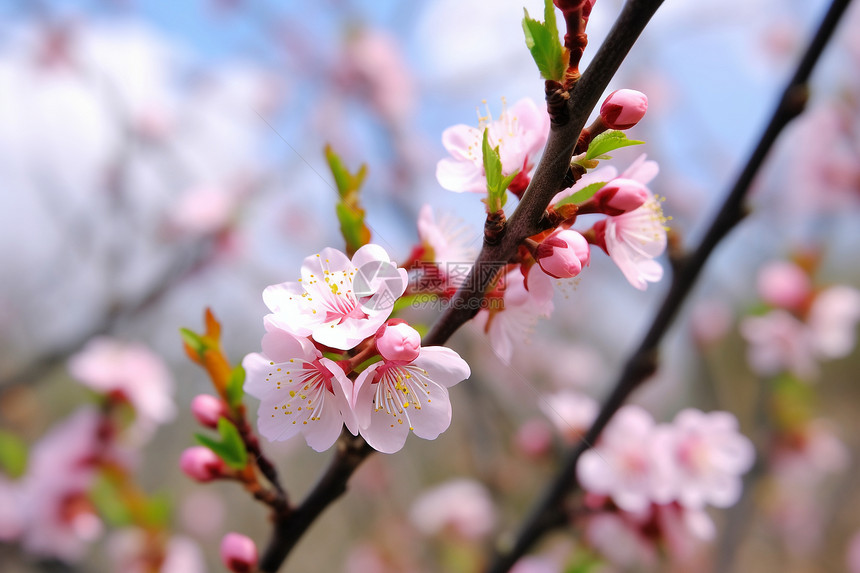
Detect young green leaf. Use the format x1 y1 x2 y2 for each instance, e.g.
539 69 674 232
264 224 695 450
326 146 371 256
584 130 644 161
179 328 207 360
195 418 248 470
0 430 27 478
225 364 246 408
481 129 515 211
555 181 608 207
522 0 569 81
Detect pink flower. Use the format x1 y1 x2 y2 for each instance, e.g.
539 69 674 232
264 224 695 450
263 244 408 350
352 346 470 454
409 479 496 540
590 177 650 215
756 260 812 311
600 89 648 130
653 409 755 509
577 405 671 512
242 325 357 452
68 337 175 441
19 409 104 561
108 529 207 573
536 229 590 279
538 390 598 443
170 185 236 236
472 265 554 363
585 512 657 568
740 310 817 378
593 156 667 290
376 320 421 362
415 204 478 291
180 447 226 482
220 532 258 573
436 98 549 194
807 285 860 359
0 477 23 542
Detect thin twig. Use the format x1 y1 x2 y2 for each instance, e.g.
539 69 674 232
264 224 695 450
486 0 853 570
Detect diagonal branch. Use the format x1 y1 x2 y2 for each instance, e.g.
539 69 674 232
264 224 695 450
485 0 853 570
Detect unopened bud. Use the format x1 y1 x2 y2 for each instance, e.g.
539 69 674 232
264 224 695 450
191 394 227 429
757 261 812 310
600 89 648 130
593 178 650 215
220 532 258 573
376 320 421 363
180 447 225 482
536 230 591 279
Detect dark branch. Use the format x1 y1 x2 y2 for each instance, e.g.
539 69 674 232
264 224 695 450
485 0 852 570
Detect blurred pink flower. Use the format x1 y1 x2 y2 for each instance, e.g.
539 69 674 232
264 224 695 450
756 260 812 311
243 325 357 452
538 390 598 443
514 418 554 459
653 409 755 509
220 532 258 573
263 245 407 350
416 204 478 290
409 479 496 541
68 337 175 442
0 477 24 541
436 98 549 194
807 285 860 359
585 512 657 569
353 346 470 454
339 28 416 124
170 185 236 236
108 529 206 573
19 408 104 561
740 310 817 379
510 556 561 573
577 405 671 512
473 265 554 363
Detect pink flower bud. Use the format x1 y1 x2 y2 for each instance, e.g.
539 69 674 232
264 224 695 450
180 446 225 482
376 320 421 362
592 178 650 215
220 532 258 573
600 89 648 130
757 261 812 310
191 394 227 429
536 229 591 279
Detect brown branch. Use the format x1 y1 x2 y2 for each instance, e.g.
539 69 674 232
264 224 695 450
485 0 853 570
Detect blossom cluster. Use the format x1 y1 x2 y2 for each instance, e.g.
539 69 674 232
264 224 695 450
574 405 754 565
429 92 669 361
740 259 860 380
242 244 471 454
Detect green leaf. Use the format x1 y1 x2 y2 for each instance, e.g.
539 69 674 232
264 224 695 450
555 181 608 207
584 130 644 161
335 202 371 257
179 328 206 359
481 129 513 211
522 0 568 81
325 145 367 199
90 475 133 527
195 418 248 470
225 365 245 408
141 492 172 528
0 430 27 478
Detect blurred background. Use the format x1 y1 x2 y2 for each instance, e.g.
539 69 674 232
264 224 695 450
0 0 859 571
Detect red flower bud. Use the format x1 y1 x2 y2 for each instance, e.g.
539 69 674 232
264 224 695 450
190 394 227 429
220 532 258 573
600 89 648 130
536 229 591 279
179 446 225 482
593 178 650 215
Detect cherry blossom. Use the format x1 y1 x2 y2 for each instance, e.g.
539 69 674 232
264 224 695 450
592 155 667 290
352 343 470 454
242 325 357 452
577 405 673 512
263 244 407 350
538 390 598 443
756 260 812 311
108 529 207 573
807 285 860 359
415 204 478 291
68 337 175 442
653 409 755 509
436 97 549 194
740 309 817 379
18 409 104 561
409 479 496 540
535 229 591 279
472 265 554 363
